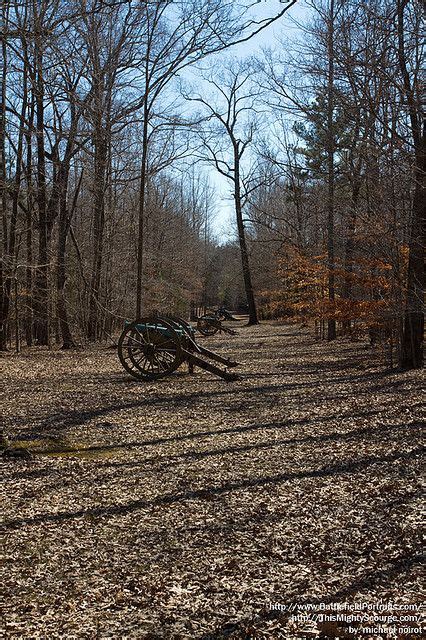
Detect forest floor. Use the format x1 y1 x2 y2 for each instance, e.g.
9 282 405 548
1 321 424 639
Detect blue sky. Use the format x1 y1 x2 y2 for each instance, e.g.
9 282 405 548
233 0 310 56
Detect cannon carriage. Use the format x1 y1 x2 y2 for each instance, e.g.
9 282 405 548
196 309 238 336
118 315 240 382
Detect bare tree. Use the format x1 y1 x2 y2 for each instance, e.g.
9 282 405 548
249 0 421 359
3 0 362 349
0 0 7 349
396 0 424 369
186 64 265 325
124 0 299 317
325 0 336 340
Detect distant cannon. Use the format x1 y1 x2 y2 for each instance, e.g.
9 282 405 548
196 307 238 336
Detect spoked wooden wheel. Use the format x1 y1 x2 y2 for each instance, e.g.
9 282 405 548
118 317 183 380
197 315 219 336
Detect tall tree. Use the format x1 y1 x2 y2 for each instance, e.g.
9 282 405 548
325 0 336 340
80 0 142 339
31 0 51 345
127 0 299 317
0 0 7 349
396 0 424 369
187 64 263 325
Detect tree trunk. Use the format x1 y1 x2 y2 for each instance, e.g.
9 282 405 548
3 51 27 352
397 0 424 369
136 99 149 318
234 147 258 326
24 90 34 346
400 140 425 368
87 130 107 341
0 9 8 350
326 0 336 341
33 12 49 346
342 180 360 333
57 166 78 349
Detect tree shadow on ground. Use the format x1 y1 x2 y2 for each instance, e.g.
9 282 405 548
202 550 424 639
3 446 423 531
93 420 423 471
8 362 420 437
8 406 393 453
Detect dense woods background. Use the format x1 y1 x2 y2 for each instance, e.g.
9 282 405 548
1 0 424 368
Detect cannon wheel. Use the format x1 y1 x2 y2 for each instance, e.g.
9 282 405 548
197 315 219 336
118 317 183 380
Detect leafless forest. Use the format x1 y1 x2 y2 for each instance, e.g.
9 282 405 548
1 0 424 638
1 0 424 366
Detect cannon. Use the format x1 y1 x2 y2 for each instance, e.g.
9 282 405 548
196 313 237 337
118 315 240 382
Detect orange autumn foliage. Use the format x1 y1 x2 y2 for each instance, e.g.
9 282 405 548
259 245 408 334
